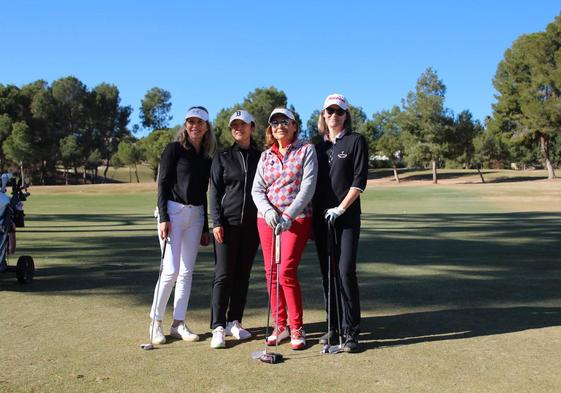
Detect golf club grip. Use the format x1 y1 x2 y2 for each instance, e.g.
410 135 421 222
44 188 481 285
275 234 280 264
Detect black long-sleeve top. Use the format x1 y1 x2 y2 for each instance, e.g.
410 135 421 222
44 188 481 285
210 141 261 227
157 141 212 232
313 129 369 225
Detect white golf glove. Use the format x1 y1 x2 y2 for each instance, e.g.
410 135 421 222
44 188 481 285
324 206 346 223
264 209 280 229
274 216 292 235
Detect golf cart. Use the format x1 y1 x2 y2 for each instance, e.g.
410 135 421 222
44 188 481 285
0 173 34 284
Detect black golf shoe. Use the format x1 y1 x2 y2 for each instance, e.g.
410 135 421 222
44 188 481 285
342 334 360 353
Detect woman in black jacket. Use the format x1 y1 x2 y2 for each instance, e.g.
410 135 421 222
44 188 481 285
209 110 261 349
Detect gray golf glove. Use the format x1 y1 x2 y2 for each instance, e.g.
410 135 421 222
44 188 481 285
264 209 280 229
274 216 292 235
324 206 346 223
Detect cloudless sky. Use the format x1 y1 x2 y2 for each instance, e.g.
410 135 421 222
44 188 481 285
1 1 559 136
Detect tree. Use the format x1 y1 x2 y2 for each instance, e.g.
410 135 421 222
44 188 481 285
372 106 403 183
400 67 454 183
3 121 35 178
491 14 561 179
445 110 484 169
89 83 132 181
0 114 13 171
114 141 143 183
213 87 297 149
85 149 103 183
140 87 172 131
305 109 321 143
59 135 81 185
139 128 177 180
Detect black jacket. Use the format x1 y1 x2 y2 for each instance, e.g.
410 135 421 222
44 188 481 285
158 141 212 231
313 130 369 225
210 141 261 227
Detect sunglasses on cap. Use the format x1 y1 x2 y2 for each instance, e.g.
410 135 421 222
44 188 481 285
269 118 291 127
325 107 346 116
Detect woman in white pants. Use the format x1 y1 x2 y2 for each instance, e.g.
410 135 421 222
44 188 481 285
149 106 216 344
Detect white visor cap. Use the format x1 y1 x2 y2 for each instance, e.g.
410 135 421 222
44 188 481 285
185 107 209 122
268 108 296 123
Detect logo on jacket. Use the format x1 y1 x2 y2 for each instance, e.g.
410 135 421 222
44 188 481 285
337 151 347 159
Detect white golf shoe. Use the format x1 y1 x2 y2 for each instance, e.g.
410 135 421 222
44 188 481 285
225 320 252 340
170 323 199 342
210 326 226 349
149 320 166 345
266 325 289 346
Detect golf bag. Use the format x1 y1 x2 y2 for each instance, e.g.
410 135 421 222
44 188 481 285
0 173 34 283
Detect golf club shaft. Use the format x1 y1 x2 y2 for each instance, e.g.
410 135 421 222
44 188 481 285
149 238 167 345
275 232 281 354
329 222 344 347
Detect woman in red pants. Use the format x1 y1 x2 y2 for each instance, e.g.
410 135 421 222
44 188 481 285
251 107 317 350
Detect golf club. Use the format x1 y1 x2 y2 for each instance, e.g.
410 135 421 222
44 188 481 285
140 238 168 351
251 229 283 364
321 220 344 354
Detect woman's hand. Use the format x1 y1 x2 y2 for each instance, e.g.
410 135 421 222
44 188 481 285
212 226 224 244
158 221 171 240
200 232 211 246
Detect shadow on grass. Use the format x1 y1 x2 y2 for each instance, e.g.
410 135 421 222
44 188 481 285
2 211 560 349
367 168 547 184
360 307 561 349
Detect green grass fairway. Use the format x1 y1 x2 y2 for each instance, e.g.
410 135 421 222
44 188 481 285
1 180 561 392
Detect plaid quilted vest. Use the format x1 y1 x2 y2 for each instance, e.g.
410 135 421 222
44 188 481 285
260 139 313 219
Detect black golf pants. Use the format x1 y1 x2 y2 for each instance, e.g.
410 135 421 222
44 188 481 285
210 221 259 329
314 217 361 337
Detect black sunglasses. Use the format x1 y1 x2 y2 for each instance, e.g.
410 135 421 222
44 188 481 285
270 119 291 127
325 107 346 116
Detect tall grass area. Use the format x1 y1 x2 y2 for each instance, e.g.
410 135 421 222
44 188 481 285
1 181 560 393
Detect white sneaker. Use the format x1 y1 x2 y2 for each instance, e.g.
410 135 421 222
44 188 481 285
170 323 199 342
149 320 166 345
225 320 252 340
210 326 226 349
266 325 289 346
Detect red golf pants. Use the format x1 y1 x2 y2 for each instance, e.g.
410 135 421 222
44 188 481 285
257 217 311 330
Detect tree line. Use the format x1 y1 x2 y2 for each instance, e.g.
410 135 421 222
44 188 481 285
1 13 560 184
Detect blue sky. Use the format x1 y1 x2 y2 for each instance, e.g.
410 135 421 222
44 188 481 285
1 1 559 136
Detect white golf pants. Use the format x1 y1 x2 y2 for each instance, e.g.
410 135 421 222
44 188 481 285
150 201 204 322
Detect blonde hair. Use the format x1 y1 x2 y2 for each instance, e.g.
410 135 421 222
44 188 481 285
176 106 217 157
317 108 353 135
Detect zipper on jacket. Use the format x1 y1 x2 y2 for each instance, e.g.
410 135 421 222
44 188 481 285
239 151 248 224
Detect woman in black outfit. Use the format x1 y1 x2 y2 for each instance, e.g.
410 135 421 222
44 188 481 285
313 94 369 353
209 110 261 349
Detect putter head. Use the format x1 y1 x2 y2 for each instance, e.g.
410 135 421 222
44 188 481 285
320 344 330 354
251 350 265 360
259 352 283 364
328 344 343 354
140 343 154 350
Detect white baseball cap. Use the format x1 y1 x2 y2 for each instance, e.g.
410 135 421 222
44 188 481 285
184 107 209 122
323 94 349 110
268 108 296 123
229 110 255 126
